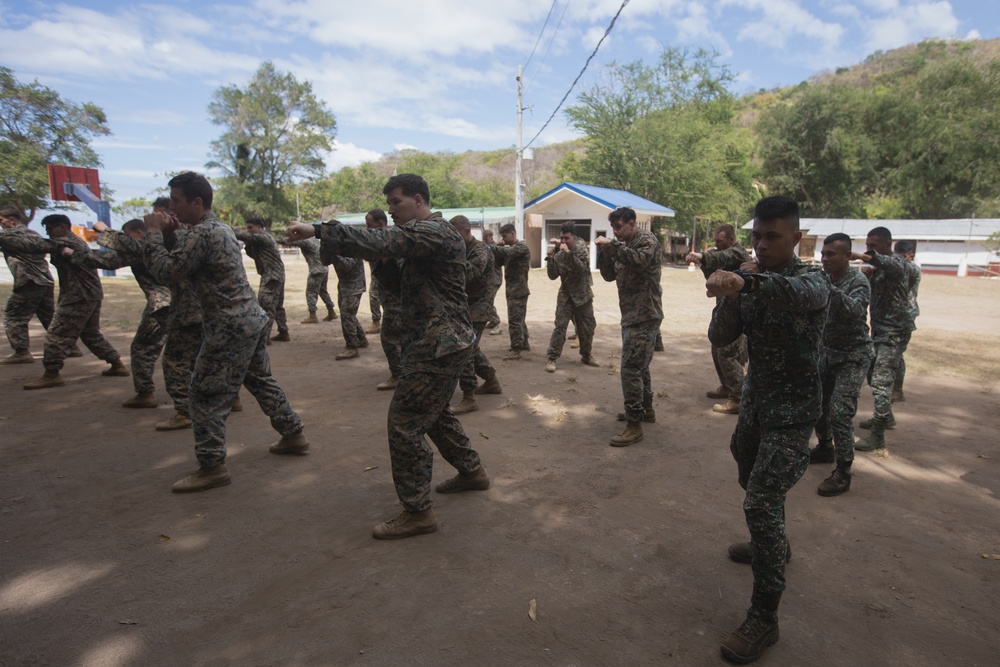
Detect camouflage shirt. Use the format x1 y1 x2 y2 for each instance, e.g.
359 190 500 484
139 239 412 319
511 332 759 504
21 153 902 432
546 243 593 306
97 230 171 312
822 267 873 364
3 231 102 305
287 238 327 276
463 236 493 323
234 229 285 285
492 240 531 299
144 213 267 338
904 259 921 324
866 252 914 339
0 225 55 288
700 244 751 305
326 254 366 296
145 226 202 327
709 256 830 428
316 212 474 362
597 229 663 326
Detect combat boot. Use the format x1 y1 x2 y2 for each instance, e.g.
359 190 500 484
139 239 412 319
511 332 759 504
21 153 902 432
365 322 381 334
155 412 192 431
336 347 359 360
727 541 792 565
860 413 895 430
301 311 319 324
854 417 887 451
269 430 310 455
0 349 34 364
376 376 398 391
707 385 729 399
24 369 65 390
171 463 231 493
502 350 522 361
475 376 502 395
230 394 243 412
713 398 740 414
818 461 852 496
323 307 338 321
372 508 437 540
102 359 129 377
809 440 835 464
436 466 491 493
488 324 502 336
452 391 479 415
609 421 644 447
545 360 557 373
654 336 665 352
122 392 157 409
523 342 531 352
581 356 600 367
721 590 781 664
570 339 580 349
271 331 290 342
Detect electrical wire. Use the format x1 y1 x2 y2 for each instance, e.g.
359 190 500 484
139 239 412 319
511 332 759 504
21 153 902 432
525 0 630 148
524 0 571 94
524 0 559 73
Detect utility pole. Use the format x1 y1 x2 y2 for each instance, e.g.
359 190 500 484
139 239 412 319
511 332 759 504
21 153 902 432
515 65 524 239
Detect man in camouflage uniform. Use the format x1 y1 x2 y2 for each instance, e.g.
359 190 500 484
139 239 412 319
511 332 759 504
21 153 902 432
0 205 54 364
450 215 502 414
286 173 489 540
143 172 308 493
854 226 915 451
482 229 503 334
285 236 337 324
707 196 829 664
324 230 368 360
235 218 289 342
891 240 920 402
596 207 663 447
1 214 129 389
687 223 750 414
544 222 598 373
809 233 873 497
493 223 531 359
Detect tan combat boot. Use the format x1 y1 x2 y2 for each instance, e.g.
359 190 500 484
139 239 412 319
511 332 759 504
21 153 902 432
271 331 290 342
713 398 740 414
570 339 580 349
269 430 310 455
436 466 491 493
376 376 398 391
24 369 65 390
122 392 157 408
102 360 130 377
475 376 502 395
323 307 338 321
452 391 479 415
336 347 359 360
230 394 243 412
155 412 193 431
545 360 557 373
502 350 522 361
301 311 319 324
581 356 600 367
365 322 381 334
372 508 438 540
171 463 231 493
610 421 644 447
0 349 34 364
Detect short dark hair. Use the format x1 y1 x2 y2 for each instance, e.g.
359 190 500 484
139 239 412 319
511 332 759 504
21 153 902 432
867 226 892 241
0 205 24 222
482 229 494 239
450 215 471 230
122 218 146 234
823 232 852 251
608 207 636 225
382 173 430 205
714 223 736 238
894 240 914 254
245 216 267 229
754 196 799 230
499 223 516 235
367 208 387 224
560 222 577 235
152 196 171 210
41 214 72 228
167 171 213 209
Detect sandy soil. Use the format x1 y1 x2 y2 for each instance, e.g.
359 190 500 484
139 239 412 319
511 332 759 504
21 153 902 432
1 261 999 666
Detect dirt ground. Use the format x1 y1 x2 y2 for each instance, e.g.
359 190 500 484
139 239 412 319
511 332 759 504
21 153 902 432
1 259 999 666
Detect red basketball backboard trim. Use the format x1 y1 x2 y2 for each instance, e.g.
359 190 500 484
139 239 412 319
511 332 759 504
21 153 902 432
48 165 102 202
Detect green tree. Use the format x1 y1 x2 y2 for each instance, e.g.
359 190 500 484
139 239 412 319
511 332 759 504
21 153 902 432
111 197 154 225
0 67 110 221
207 61 337 224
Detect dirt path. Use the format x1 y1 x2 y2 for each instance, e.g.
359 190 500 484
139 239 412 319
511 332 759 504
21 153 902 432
1 265 998 666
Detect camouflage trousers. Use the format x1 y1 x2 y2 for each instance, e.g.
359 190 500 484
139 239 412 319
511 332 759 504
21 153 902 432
620 319 660 421
4 282 54 352
730 400 812 595
130 306 168 395
190 322 303 468
485 283 501 329
257 280 288 336
338 292 367 349
506 295 529 351
460 322 497 392
894 354 907 393
305 272 335 312
163 321 202 417
816 355 870 463
547 295 595 362
380 306 403 378
369 280 382 323
712 334 747 398
868 333 910 420
388 348 482 512
43 299 120 372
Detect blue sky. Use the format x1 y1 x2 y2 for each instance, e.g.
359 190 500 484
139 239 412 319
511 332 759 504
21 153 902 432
1 0 997 213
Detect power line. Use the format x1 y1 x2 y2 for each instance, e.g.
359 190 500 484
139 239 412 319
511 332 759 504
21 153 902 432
525 0 630 148
524 0 558 73
524 0 571 94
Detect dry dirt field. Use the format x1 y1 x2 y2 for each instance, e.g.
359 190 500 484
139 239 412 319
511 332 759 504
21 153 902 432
1 258 999 667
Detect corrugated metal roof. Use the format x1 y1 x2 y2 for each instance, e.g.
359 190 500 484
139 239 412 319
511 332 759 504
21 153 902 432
525 182 675 217
740 218 1000 240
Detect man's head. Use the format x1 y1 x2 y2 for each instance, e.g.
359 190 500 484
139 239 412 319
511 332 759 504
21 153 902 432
482 229 495 246
751 196 801 272
608 207 638 243
41 214 73 239
894 240 915 261
245 216 266 234
450 215 473 243
560 222 577 250
0 205 24 229
382 173 431 224
499 222 517 245
167 172 213 226
713 223 737 251
821 232 852 278
866 226 892 256
365 208 388 229
152 196 171 213
122 218 147 241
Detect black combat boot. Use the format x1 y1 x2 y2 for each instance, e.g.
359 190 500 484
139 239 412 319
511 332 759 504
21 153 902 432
721 589 782 664
809 440 835 464
817 461 852 496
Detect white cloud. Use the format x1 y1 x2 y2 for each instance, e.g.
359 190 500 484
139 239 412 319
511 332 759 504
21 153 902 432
964 29 981 40
91 139 169 151
861 1 961 52
722 0 845 50
327 141 382 171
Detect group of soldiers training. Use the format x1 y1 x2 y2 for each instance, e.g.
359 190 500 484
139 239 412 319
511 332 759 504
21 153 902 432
0 175 920 664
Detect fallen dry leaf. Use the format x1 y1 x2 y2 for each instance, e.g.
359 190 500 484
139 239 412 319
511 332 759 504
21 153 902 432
364 466 378 472
528 598 538 622
478 432 489 439
116 620 138 625
158 534 170 542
